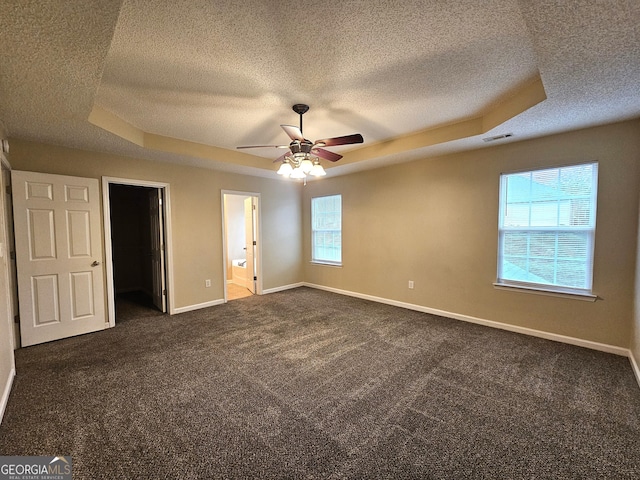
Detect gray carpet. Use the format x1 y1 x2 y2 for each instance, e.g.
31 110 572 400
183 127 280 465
115 291 163 321
1 287 639 479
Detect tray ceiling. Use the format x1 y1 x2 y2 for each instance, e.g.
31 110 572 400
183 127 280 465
1 0 639 177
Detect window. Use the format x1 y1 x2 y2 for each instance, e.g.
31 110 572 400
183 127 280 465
312 194 342 265
497 162 598 296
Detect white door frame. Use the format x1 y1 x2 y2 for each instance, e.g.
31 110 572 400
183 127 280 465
102 177 175 326
221 190 262 302
149 188 167 312
0 156 18 349
0 155 16 353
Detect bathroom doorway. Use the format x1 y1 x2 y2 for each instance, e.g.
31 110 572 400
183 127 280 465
222 191 261 301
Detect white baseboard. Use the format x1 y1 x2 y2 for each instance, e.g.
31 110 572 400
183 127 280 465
0 368 15 425
304 283 629 357
629 350 640 389
168 282 632 364
262 282 305 295
173 299 225 314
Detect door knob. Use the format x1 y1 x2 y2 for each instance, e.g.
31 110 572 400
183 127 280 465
91 261 100 267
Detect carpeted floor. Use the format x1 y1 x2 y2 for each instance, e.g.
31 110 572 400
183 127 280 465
115 291 164 322
1 287 639 479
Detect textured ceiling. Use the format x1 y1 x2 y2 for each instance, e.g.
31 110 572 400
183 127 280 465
1 0 639 178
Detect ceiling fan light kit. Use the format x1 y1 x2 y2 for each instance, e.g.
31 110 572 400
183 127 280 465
310 159 327 177
237 104 363 180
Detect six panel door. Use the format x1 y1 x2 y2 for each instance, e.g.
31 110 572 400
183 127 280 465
12 171 106 346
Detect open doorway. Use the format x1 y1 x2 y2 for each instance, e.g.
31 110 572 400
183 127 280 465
108 184 165 321
222 191 261 301
103 177 174 326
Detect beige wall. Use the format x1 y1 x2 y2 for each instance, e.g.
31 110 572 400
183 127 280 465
304 120 640 348
7 140 304 310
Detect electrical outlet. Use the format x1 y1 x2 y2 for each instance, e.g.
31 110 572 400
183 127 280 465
408 280 414 289
205 279 211 288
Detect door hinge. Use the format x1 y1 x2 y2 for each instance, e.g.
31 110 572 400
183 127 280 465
253 276 257 281
253 240 256 246
9 250 15 260
14 315 19 324
5 185 11 195
163 289 167 296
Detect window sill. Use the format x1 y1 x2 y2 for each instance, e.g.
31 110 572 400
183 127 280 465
310 261 342 268
493 282 597 302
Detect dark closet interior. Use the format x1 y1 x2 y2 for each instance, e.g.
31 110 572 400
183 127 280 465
109 184 158 312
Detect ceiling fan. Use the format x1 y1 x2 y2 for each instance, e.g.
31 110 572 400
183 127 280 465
237 104 364 178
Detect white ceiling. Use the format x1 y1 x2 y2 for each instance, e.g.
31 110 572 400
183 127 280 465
1 0 639 178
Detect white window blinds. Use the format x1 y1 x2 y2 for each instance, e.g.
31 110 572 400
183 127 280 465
497 163 598 294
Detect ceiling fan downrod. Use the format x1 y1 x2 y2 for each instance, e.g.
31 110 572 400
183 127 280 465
292 104 309 134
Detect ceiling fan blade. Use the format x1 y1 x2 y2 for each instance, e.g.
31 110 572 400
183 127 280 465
314 133 364 147
281 124 305 142
236 145 289 149
273 152 289 163
312 148 343 162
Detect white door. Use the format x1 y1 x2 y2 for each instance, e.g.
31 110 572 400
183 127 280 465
149 188 166 312
12 171 106 347
244 197 256 294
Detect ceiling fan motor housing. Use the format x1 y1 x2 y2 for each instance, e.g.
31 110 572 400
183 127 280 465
289 139 313 155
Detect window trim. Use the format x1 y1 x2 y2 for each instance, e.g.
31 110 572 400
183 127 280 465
311 194 342 266
493 281 597 301
496 162 598 299
310 260 343 268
